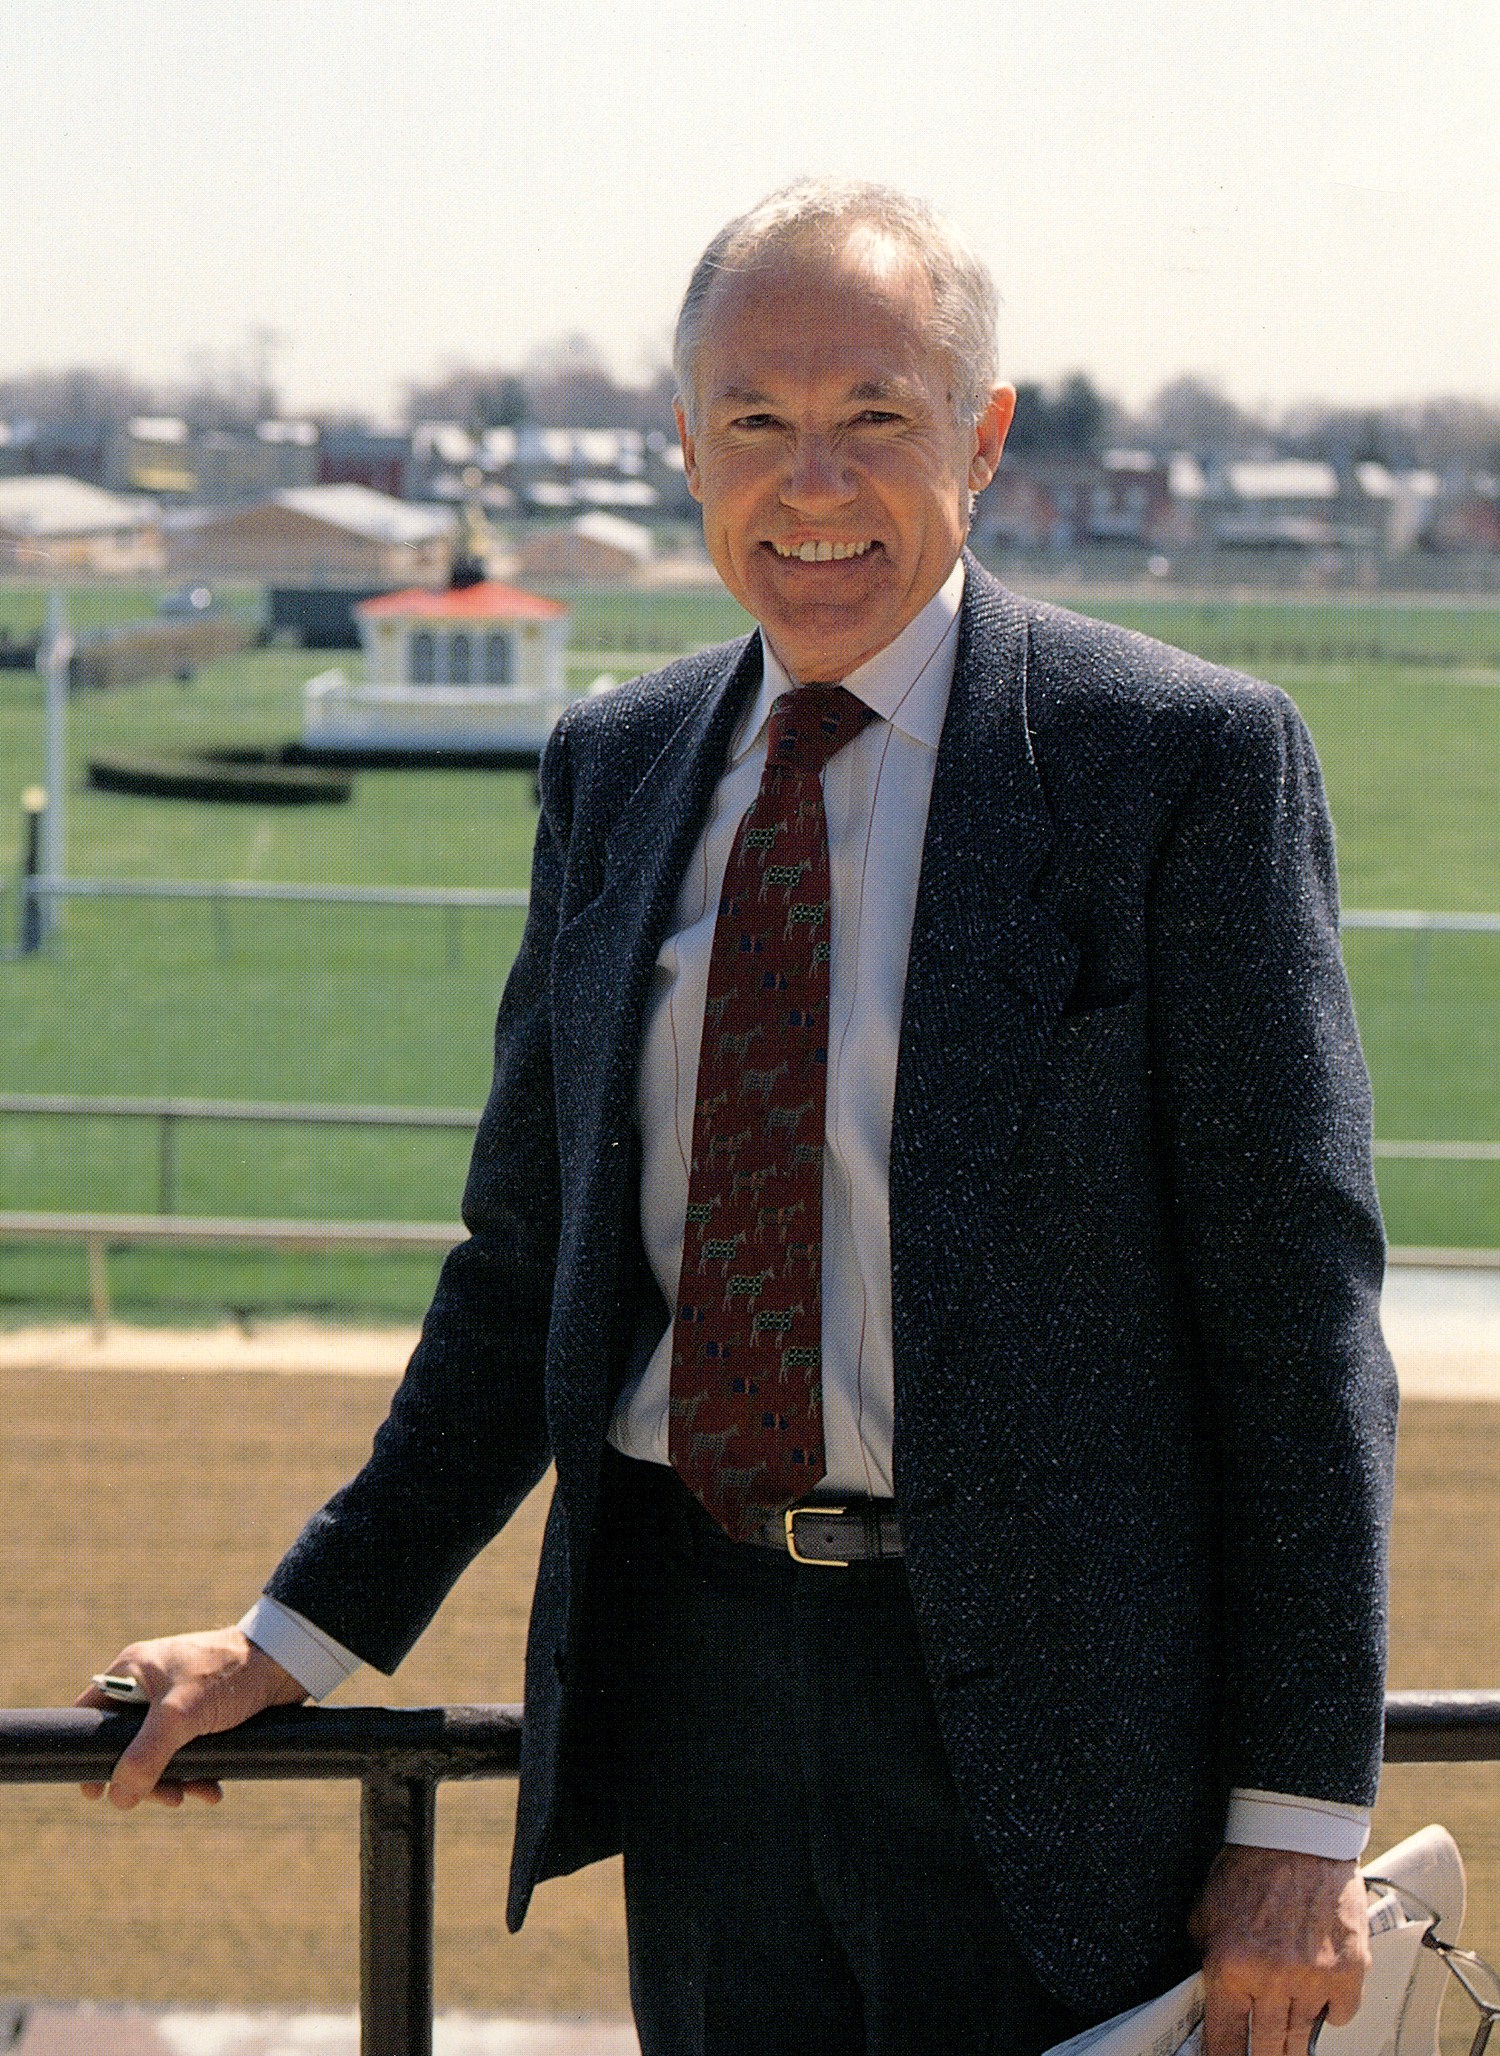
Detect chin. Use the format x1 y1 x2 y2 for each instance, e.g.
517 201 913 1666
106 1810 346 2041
791 619 896 676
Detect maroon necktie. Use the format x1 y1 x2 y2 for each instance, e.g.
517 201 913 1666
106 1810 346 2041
669 684 875 1541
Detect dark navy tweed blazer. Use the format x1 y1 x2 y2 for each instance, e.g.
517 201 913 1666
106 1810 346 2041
267 555 1399 2015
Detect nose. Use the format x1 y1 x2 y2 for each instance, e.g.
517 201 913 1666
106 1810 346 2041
781 433 856 513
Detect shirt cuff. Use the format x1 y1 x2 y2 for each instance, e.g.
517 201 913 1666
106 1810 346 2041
239 1597 362 1703
1225 1789 1370 1861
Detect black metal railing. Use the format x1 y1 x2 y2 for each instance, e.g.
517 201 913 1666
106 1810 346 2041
0 1701 522 2056
3 1691 1499 2056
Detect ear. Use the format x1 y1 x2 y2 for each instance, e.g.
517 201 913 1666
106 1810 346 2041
968 384 1016 494
674 399 704 502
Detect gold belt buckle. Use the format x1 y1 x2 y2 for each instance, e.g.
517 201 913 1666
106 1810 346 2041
784 1503 849 1567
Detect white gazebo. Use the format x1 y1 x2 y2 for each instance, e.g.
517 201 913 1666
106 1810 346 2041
300 580 577 761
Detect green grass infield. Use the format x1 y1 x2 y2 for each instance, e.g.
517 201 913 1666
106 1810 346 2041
2 576 1496 1319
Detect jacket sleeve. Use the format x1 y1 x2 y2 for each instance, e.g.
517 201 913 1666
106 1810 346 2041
1147 681 1398 1808
262 721 579 1673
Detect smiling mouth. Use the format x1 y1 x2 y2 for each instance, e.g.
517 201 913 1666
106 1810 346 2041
768 539 876 563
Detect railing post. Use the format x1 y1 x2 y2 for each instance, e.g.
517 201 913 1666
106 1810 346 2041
86 1233 110 1336
360 1766 436 2056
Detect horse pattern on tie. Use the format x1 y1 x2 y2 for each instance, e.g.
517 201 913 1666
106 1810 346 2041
668 684 875 1541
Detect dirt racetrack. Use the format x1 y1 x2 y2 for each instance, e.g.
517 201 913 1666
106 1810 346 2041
2 1327 1499 2039
0 1352 629 2020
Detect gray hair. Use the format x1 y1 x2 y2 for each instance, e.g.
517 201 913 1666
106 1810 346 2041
673 177 1000 430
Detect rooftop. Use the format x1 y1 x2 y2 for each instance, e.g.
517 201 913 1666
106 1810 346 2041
274 484 455 545
357 579 569 622
0 474 158 538
1225 459 1340 501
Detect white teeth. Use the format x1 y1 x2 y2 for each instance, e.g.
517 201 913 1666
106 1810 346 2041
772 539 873 562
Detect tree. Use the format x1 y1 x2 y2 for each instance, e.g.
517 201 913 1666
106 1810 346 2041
521 333 636 428
403 365 529 431
1004 373 1111 457
0 365 155 424
1277 404 1411 470
1400 397 1500 472
1142 375 1259 454
167 328 287 429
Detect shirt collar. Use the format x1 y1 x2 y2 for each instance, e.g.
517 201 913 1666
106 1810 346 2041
732 556 966 764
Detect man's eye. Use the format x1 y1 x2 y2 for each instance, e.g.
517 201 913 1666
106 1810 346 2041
854 410 902 427
732 414 779 432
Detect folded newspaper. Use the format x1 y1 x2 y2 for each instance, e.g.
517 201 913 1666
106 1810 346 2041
1044 1826 1464 2056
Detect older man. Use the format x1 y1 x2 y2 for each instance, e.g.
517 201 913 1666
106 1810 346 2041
87 180 1397 2056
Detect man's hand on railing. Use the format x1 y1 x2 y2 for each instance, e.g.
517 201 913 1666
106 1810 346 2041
75 1629 307 1809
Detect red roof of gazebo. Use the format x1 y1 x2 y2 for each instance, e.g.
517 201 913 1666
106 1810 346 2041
357 581 568 622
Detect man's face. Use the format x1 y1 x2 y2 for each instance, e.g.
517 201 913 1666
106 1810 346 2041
676 235 1014 682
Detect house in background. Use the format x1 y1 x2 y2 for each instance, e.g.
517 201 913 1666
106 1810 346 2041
191 420 319 504
300 579 580 763
1429 474 1500 556
316 424 415 499
109 416 196 497
514 510 654 582
1210 459 1343 549
0 475 162 573
973 452 1100 551
165 483 455 586
0 417 112 484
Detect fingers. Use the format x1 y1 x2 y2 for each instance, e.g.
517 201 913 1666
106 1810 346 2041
1320 1950 1366 2028
1202 1978 1251 2056
1247 1997 1291 2056
1205 1989 1335 2056
1194 1847 1371 2056
1254 2004 1329 2056
1202 1987 1310 2056
79 1779 222 1806
76 1628 304 1810
75 1666 142 1801
1203 1955 1363 2056
104 1695 205 1809
141 1777 224 1807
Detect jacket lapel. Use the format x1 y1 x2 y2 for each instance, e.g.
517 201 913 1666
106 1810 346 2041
550 633 763 1122
543 636 763 1470
890 567 1079 1412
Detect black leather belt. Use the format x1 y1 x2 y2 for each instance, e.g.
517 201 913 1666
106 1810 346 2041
750 1501 906 1565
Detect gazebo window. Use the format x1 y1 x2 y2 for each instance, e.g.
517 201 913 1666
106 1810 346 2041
410 630 436 684
450 632 472 684
484 633 512 684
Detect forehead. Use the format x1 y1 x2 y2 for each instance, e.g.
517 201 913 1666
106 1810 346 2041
696 237 947 407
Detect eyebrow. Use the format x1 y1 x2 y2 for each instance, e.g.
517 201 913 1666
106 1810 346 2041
848 379 917 403
708 378 921 412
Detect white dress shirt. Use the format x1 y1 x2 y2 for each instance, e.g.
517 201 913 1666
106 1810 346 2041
609 557 966 1493
243 556 1367 1860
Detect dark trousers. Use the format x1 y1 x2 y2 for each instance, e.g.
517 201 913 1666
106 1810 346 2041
590 1452 1087 2056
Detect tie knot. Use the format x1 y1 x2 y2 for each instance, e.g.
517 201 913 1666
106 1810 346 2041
765 685 874 776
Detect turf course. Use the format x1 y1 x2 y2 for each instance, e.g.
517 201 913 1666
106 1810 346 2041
1 576 1496 1319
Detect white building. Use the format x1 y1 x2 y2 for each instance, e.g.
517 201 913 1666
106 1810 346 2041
515 510 655 582
0 475 162 573
301 579 578 762
1213 460 1341 548
167 483 456 585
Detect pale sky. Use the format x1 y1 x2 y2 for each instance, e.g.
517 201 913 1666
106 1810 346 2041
4 0 1497 421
